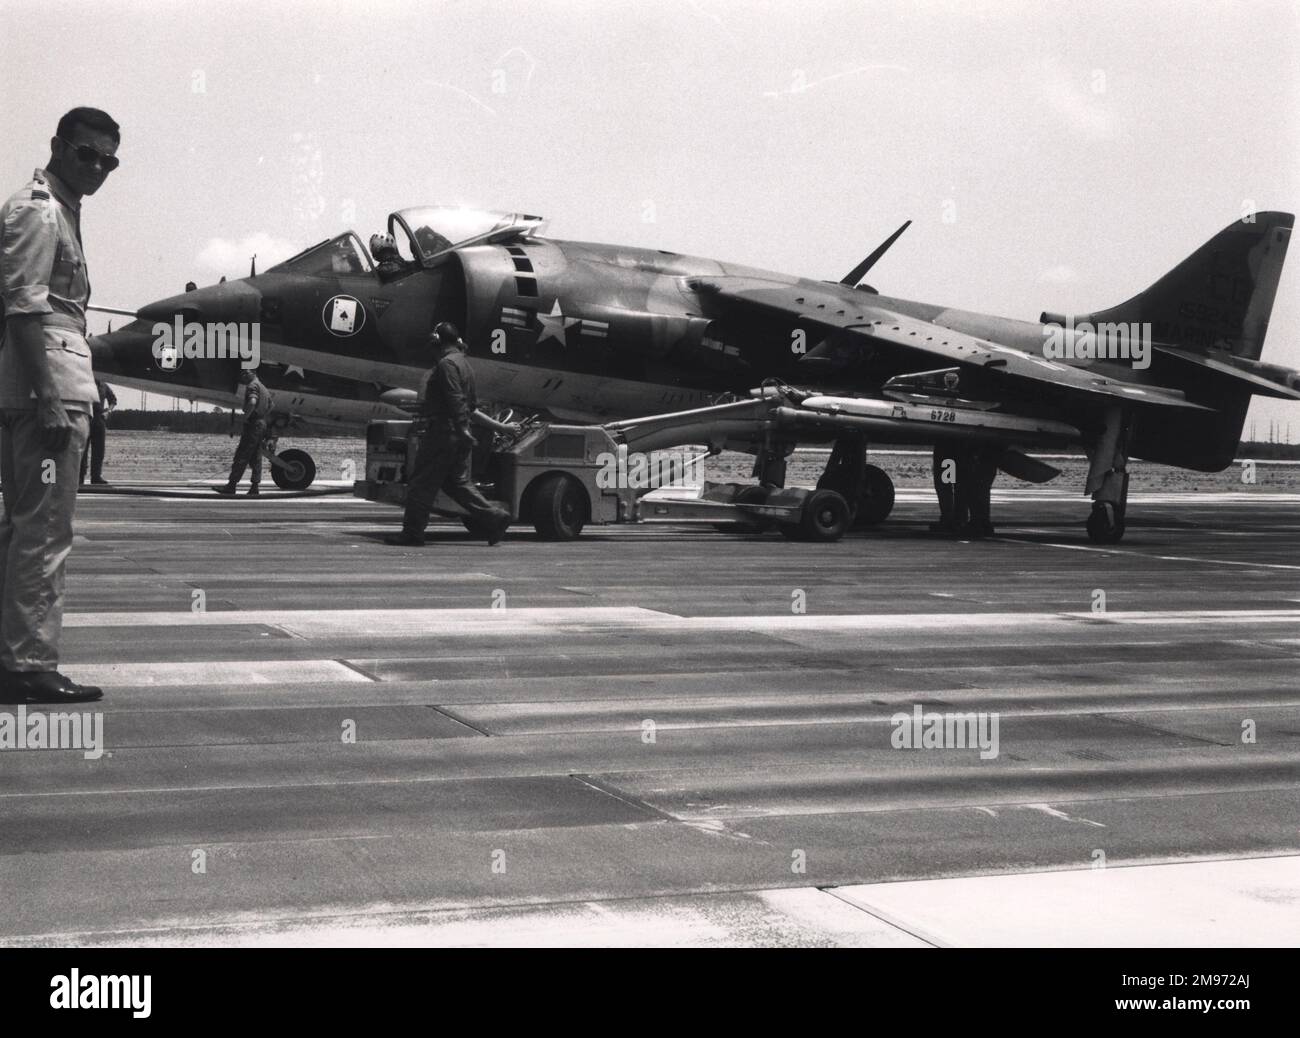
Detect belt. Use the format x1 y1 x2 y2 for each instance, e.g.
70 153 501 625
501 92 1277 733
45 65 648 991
41 313 87 334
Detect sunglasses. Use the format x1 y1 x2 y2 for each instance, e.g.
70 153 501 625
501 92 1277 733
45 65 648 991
58 138 120 172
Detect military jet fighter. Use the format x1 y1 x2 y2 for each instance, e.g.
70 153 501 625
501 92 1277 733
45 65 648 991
89 205 1297 539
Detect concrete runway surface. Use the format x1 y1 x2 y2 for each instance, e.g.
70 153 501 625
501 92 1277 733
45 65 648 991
1 484 1298 947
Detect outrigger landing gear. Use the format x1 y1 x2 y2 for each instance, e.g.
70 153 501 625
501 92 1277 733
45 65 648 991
1084 406 1131 544
815 433 895 527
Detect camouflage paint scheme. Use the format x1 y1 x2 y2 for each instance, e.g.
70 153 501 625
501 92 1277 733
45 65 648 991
90 206 1296 473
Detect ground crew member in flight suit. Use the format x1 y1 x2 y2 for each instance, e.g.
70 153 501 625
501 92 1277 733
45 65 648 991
931 444 998 537
79 378 116 485
0 107 120 704
929 443 969 534
214 368 272 496
385 322 518 546
959 447 998 538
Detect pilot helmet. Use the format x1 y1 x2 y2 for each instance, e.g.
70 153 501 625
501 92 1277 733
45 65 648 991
369 233 398 258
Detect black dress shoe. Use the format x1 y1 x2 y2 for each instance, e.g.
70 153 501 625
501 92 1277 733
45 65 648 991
384 530 426 546
212 484 237 496
90 477 109 485
486 510 511 546
246 485 260 497
1 670 103 704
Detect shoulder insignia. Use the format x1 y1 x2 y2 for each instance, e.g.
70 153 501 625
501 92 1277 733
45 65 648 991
30 189 49 200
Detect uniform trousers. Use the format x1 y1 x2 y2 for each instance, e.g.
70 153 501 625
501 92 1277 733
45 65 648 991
0 408 89 670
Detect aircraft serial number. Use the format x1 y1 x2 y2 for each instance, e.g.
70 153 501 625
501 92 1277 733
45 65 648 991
929 409 957 423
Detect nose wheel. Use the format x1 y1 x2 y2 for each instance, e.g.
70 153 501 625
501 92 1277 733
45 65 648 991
270 448 317 491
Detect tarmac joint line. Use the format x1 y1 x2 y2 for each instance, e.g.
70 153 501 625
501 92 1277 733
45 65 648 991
819 886 945 948
431 706 493 737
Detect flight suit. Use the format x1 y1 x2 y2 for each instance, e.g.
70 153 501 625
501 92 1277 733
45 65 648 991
401 346 509 537
79 378 116 483
930 444 969 532
0 168 98 671
958 447 998 537
225 376 273 489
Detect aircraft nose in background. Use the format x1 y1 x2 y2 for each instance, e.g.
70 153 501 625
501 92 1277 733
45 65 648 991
136 280 262 327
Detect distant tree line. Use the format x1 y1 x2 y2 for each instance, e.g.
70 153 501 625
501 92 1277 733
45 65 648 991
1236 440 1300 460
105 410 354 437
108 409 237 433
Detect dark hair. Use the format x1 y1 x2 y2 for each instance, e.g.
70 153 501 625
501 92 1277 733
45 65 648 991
56 107 121 145
433 321 461 344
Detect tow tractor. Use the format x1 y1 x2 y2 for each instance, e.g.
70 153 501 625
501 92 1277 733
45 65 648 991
354 383 1082 542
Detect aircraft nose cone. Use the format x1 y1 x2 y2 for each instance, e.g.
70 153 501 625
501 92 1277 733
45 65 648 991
136 280 261 326
87 320 166 376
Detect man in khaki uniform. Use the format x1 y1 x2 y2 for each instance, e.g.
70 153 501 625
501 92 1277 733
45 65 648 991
214 368 273 496
0 108 120 703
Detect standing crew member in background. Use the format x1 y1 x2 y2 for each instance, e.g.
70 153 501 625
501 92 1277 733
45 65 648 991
214 368 272 496
0 107 120 704
929 443 969 534
386 322 518 546
960 447 998 538
78 377 116 485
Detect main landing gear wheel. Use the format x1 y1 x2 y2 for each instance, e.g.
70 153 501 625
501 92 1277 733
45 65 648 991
271 448 316 491
1086 502 1125 544
779 489 850 542
531 473 589 540
854 464 895 527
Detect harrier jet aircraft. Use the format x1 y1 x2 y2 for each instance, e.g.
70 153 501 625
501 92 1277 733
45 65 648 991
89 205 1297 540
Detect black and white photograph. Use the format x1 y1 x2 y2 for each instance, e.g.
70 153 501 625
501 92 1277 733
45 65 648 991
0 0 1296 1007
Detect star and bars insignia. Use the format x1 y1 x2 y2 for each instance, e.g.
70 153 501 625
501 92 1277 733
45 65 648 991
501 301 610 346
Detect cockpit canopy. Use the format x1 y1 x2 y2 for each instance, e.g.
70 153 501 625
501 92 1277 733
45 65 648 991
267 207 546 277
389 207 546 266
270 233 374 276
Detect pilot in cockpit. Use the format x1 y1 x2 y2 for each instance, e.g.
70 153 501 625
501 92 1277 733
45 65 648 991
412 225 453 257
369 233 406 279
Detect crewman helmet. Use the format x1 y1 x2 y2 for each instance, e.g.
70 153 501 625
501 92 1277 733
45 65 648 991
369 233 398 259
433 321 462 345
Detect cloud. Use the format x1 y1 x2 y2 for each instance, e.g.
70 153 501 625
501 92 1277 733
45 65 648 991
1037 264 1080 285
1036 60 1115 141
194 233 300 277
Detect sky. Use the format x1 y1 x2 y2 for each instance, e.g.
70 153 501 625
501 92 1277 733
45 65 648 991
2 0 1298 437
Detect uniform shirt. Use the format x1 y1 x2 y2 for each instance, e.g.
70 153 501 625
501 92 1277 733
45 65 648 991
0 168 97 412
242 376 272 420
421 347 477 430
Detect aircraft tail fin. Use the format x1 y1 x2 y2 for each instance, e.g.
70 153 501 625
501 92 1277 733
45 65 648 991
1047 213 1295 472
1072 211 1293 362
